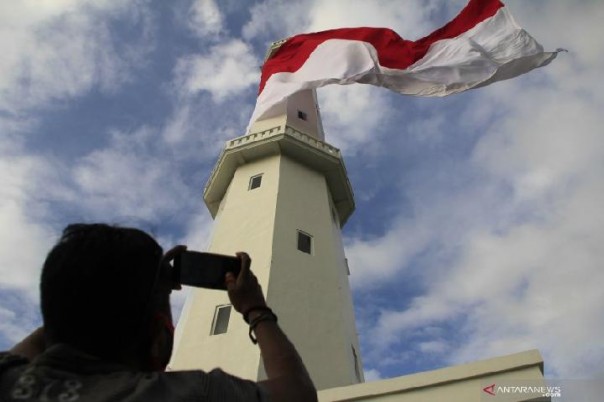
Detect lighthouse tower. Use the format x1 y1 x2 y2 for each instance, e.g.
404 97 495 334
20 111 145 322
170 43 363 390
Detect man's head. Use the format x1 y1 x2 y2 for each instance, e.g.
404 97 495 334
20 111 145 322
40 223 173 369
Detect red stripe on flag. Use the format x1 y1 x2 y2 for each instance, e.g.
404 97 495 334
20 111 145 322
259 0 504 94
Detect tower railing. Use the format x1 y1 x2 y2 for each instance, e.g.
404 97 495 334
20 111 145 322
225 125 341 156
205 125 344 194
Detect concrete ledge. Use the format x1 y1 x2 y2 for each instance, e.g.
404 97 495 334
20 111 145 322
319 350 545 402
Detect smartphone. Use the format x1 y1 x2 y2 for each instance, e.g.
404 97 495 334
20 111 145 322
174 251 241 290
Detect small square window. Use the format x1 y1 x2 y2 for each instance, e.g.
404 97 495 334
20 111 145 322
297 231 312 254
297 110 307 121
249 174 262 190
211 305 232 335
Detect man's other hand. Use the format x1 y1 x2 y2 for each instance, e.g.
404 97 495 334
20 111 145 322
225 252 266 314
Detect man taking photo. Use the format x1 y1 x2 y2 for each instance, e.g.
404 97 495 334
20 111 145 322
0 223 317 401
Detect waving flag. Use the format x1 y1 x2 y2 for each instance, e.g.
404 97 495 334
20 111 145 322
248 0 559 130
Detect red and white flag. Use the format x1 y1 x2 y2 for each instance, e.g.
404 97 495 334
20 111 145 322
248 0 558 130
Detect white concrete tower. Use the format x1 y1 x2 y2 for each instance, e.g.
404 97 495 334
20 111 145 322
170 41 363 390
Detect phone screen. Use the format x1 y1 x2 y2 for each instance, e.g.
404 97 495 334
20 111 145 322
175 251 240 290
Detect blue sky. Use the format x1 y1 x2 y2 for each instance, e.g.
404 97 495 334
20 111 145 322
1 0 603 382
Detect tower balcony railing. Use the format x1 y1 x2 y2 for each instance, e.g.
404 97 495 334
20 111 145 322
204 125 343 195
264 38 289 61
226 125 341 156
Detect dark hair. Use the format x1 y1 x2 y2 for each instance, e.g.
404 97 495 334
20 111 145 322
40 223 164 359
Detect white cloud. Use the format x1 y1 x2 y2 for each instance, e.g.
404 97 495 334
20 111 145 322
418 340 448 354
346 217 435 289
0 0 153 114
242 0 440 43
175 39 259 102
242 0 310 42
363 368 383 382
178 210 214 252
188 0 224 37
0 122 210 346
0 124 197 294
0 298 40 346
163 104 194 145
306 0 439 37
72 127 193 222
0 138 65 294
319 85 395 154
352 1 604 378
0 200 55 293
0 136 67 347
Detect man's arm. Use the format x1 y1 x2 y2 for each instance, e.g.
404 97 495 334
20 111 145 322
9 327 46 361
226 253 318 402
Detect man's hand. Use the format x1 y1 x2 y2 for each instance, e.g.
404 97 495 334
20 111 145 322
161 245 187 290
225 252 266 314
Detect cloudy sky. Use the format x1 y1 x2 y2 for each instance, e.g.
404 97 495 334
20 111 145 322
1 0 602 382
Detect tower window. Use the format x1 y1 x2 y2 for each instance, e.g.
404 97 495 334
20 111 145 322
352 346 362 382
249 174 263 190
297 110 307 121
211 305 232 335
297 230 312 254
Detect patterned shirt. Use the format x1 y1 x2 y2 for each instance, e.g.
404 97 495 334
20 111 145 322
0 345 268 401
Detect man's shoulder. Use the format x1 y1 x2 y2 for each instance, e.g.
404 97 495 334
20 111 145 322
0 351 201 401
0 352 28 365
0 351 267 401
0 352 28 376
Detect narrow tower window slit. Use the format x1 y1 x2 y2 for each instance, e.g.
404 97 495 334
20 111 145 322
352 345 362 382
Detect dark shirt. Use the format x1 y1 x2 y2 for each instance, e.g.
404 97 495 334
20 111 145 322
0 345 268 401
